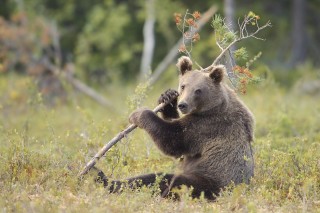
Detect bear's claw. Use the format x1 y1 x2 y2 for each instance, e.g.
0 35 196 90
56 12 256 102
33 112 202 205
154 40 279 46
158 89 179 105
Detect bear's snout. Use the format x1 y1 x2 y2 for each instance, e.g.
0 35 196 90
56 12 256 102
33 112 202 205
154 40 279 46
178 102 188 113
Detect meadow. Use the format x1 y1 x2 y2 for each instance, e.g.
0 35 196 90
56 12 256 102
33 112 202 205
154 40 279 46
0 72 319 213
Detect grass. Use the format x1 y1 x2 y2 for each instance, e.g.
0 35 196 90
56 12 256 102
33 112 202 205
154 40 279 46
0 74 319 212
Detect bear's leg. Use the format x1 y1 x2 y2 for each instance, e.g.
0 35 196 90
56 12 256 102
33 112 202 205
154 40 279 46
94 167 174 195
161 174 218 200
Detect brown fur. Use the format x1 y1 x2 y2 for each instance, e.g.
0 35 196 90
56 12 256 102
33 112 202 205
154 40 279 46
97 56 255 200
177 56 193 75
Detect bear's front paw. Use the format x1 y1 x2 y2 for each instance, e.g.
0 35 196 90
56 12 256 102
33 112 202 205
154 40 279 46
158 89 179 106
129 108 150 127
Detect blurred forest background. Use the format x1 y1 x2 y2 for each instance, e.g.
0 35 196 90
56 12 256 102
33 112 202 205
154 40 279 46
0 0 320 212
0 0 319 105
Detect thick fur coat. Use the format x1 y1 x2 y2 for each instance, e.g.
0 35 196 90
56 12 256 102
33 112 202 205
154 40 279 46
97 56 255 200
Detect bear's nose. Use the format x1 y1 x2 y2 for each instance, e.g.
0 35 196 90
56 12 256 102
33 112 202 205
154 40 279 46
178 102 188 110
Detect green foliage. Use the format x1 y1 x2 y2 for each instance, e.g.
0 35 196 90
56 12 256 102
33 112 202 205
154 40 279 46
234 47 249 61
23 0 103 54
0 0 319 88
246 52 262 68
75 1 136 84
0 0 15 19
211 14 237 49
126 80 151 112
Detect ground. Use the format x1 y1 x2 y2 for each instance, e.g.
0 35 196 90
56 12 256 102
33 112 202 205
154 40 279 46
0 74 319 212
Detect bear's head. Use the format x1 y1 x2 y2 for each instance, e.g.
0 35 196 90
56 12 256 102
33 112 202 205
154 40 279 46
176 56 227 115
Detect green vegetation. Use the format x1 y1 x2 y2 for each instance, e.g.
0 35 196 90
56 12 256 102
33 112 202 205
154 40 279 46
0 73 319 212
0 0 320 212
1 0 319 84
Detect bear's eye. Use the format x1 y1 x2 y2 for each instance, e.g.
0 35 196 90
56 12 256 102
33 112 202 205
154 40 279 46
181 85 185 91
195 89 202 95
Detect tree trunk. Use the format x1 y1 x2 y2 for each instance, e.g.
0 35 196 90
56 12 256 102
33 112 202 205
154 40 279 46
224 0 236 51
139 0 156 81
224 0 236 81
290 0 307 67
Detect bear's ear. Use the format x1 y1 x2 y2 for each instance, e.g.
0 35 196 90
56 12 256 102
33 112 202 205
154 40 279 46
209 65 225 83
176 56 193 75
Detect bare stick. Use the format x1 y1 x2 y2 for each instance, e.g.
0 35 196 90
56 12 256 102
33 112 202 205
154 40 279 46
79 93 178 177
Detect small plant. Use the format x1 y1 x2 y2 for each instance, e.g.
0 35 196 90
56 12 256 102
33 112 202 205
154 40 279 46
174 10 201 57
126 78 151 112
211 12 270 93
175 10 271 94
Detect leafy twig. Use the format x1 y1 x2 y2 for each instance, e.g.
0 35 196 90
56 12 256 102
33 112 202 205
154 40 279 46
204 13 271 71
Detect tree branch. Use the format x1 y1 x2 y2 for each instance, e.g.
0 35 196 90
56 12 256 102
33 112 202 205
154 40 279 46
149 6 217 85
65 73 113 108
39 57 114 108
79 92 179 177
204 17 271 72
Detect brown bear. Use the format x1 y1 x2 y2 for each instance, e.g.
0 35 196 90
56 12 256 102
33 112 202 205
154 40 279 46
95 56 255 200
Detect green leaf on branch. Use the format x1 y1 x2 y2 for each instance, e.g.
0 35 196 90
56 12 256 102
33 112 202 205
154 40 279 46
211 14 237 48
234 47 249 61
